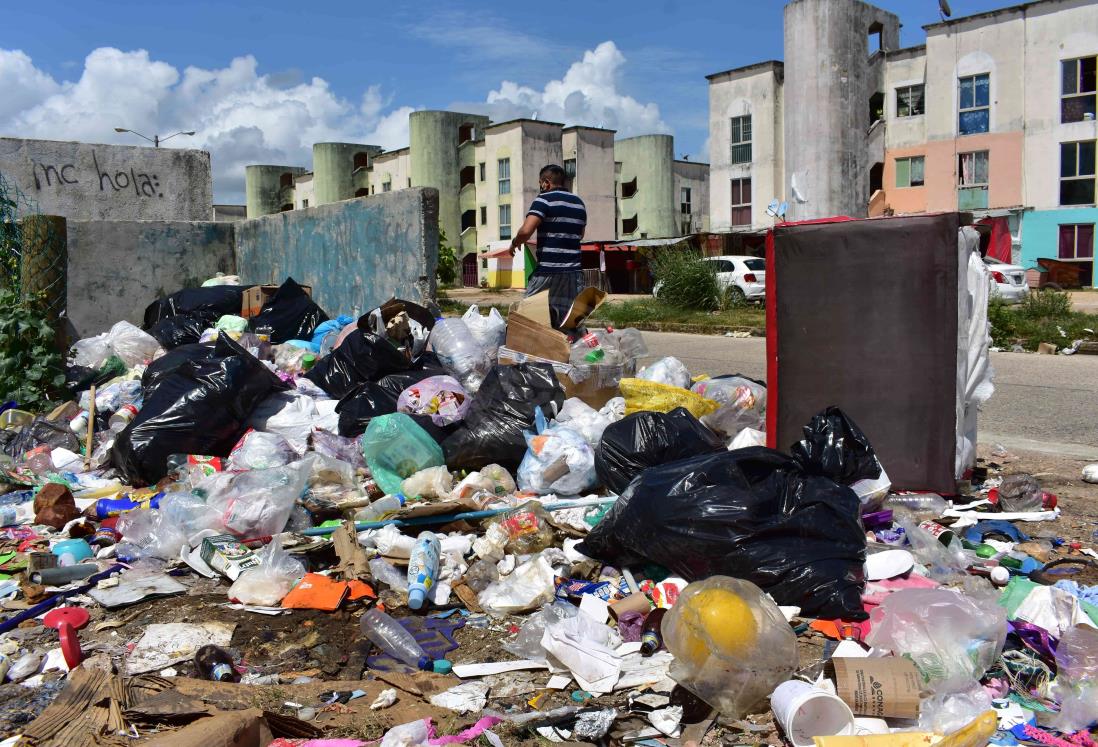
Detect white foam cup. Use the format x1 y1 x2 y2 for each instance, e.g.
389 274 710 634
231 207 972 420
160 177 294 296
770 680 857 747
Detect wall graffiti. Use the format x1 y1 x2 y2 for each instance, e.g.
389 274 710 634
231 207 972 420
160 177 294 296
31 151 163 199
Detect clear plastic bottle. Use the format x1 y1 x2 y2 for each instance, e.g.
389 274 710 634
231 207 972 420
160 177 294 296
429 318 490 392
109 403 140 432
464 558 499 593
406 532 441 610
353 493 406 524
611 328 649 359
359 608 431 670
882 493 949 520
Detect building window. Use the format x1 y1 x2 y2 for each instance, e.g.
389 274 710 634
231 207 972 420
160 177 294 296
959 73 990 135
730 177 751 227
301 199 309 208
622 215 639 234
958 151 989 210
1061 140 1096 205
1062 57 1097 124
1059 224 1095 260
564 159 577 179
480 206 487 225
353 152 370 171
895 156 925 187
479 162 486 181
499 203 511 240
621 177 637 198
354 188 368 197
680 187 692 215
407 178 411 188
497 158 511 195
382 181 391 192
730 115 752 164
896 85 925 117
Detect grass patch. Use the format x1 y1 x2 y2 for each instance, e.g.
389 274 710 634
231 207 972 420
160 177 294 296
989 290 1098 351
590 298 765 330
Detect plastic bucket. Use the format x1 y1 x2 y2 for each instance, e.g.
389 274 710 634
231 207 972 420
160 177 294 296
770 680 857 747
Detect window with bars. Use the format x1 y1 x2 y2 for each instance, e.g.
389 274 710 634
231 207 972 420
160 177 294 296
959 74 990 135
958 151 989 210
896 85 925 117
1058 224 1095 260
499 203 511 240
1061 140 1096 206
1062 57 1097 124
729 115 752 164
895 156 925 187
497 158 510 195
730 177 751 227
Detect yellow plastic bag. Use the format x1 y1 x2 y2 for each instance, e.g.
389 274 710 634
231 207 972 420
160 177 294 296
619 378 720 419
812 710 997 747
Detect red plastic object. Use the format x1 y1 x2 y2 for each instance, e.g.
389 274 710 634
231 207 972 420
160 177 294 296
43 606 90 669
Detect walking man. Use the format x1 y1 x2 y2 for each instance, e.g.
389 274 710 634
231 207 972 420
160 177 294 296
508 164 587 328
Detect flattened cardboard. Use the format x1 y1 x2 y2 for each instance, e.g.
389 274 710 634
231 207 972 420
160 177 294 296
506 287 609 362
830 656 922 719
241 284 312 319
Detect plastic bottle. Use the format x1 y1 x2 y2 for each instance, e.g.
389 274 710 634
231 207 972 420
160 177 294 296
353 493 406 524
69 410 90 438
881 494 949 520
359 607 432 670
640 608 668 656
406 531 441 610
464 558 499 593
429 318 490 392
108 403 139 432
194 644 240 682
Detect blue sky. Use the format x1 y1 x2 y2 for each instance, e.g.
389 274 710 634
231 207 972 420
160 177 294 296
1 0 1010 201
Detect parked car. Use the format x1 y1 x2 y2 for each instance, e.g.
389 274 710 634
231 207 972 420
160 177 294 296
705 255 766 303
983 256 1027 304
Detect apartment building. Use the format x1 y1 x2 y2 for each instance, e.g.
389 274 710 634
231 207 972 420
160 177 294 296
244 110 708 286
707 0 1097 286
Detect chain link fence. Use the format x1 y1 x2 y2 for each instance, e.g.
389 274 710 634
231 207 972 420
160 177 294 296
0 172 68 323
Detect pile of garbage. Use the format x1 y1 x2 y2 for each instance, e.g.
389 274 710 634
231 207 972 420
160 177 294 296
0 275 1096 746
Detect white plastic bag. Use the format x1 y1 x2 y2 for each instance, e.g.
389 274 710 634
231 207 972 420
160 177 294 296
227 430 299 471
246 392 319 454
694 376 766 438
552 398 616 448
402 465 454 500
637 356 692 389
202 460 310 539
462 304 507 357
72 320 162 369
227 536 305 605
728 427 766 450
1050 625 1098 733
478 553 557 614
517 423 597 495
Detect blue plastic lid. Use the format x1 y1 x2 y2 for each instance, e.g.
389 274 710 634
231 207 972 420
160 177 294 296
395 493 407 506
431 659 452 674
408 588 426 609
416 655 432 671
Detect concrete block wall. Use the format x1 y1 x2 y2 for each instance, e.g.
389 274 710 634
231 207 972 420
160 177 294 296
234 188 440 317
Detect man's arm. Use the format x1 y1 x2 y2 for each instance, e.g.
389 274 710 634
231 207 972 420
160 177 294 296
508 213 541 255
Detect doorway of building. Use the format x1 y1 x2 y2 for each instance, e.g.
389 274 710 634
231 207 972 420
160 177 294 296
462 253 479 287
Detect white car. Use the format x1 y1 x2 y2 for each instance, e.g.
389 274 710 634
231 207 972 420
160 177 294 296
704 255 767 303
983 256 1027 304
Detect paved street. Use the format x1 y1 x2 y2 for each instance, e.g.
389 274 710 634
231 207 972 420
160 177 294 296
639 331 1098 459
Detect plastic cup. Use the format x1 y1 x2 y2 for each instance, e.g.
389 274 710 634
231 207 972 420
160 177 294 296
770 680 857 747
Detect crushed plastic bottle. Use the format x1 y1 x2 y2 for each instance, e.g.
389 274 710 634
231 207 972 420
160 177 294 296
429 318 491 393
882 493 949 521
359 608 431 670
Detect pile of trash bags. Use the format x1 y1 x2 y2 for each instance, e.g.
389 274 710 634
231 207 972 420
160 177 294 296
1 274 1096 746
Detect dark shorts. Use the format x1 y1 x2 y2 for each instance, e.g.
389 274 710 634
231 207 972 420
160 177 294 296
525 270 584 329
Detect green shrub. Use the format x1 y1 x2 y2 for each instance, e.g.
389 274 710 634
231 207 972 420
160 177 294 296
436 227 458 287
0 289 65 410
651 251 721 310
1019 288 1071 319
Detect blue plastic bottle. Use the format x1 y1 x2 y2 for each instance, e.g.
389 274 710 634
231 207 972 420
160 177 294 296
406 531 441 610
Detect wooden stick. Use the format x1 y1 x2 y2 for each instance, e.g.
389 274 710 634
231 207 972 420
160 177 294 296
84 384 96 471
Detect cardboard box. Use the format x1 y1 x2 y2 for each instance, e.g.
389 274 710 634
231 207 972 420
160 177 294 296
241 284 312 319
504 287 607 363
199 534 260 581
498 346 632 409
830 657 922 719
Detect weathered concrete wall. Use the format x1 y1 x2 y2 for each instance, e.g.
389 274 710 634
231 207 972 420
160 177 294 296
67 220 236 338
235 188 439 317
0 137 212 221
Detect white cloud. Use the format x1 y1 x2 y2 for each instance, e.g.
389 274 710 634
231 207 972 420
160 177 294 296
0 48 412 202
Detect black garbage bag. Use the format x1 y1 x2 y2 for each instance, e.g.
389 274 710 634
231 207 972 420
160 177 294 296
141 343 219 396
595 408 724 495
64 355 127 396
143 285 247 328
336 383 400 438
2 416 82 459
304 330 411 399
790 406 882 485
442 363 565 471
111 334 288 484
248 278 329 344
577 446 867 619
148 311 216 349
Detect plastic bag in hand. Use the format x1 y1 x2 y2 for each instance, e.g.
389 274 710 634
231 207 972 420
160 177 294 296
864 588 1007 693
201 459 310 539
227 536 305 606
361 413 446 496
578 445 867 618
636 356 692 389
397 375 470 426
517 411 597 495
595 407 724 495
692 375 766 438
790 406 883 486
227 429 299 471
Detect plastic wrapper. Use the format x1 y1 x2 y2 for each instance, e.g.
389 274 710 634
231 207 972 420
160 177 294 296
310 428 366 468
692 375 766 438
442 363 565 471
462 304 507 357
248 277 329 344
492 501 556 554
451 464 517 507
662 576 797 717
864 588 1007 693
917 683 993 735
73 320 162 368
551 397 618 448
595 407 724 495
517 417 597 496
143 285 247 327
401 465 454 500
201 459 310 538
148 311 215 350
790 406 883 486
478 553 557 614
1050 624 1098 733
578 445 868 618
637 356 692 389
227 429 299 471
996 473 1042 512
305 330 410 399
111 334 289 484
116 507 188 560
397 375 469 426
1 416 81 460
728 426 766 450
227 536 306 606
335 382 400 437
361 413 446 496
619 378 720 419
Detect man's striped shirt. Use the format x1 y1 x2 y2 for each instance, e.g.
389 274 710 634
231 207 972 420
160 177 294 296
527 188 586 274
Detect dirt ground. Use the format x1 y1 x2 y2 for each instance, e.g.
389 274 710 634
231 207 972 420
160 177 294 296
2 442 1095 743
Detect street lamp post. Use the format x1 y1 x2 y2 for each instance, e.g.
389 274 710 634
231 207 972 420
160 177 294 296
113 128 195 147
